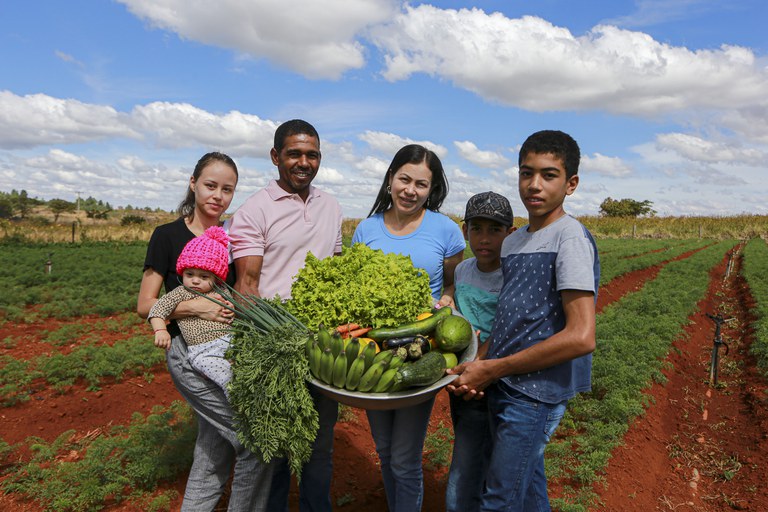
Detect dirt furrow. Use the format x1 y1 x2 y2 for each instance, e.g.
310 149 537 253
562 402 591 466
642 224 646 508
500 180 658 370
1 243 734 511
594 246 768 511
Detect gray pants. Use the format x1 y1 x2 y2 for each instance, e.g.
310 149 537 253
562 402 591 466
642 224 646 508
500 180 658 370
167 334 275 512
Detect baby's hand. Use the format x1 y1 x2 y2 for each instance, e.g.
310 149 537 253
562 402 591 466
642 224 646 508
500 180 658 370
154 330 171 350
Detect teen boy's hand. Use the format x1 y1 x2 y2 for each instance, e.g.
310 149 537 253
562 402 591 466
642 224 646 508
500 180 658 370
447 359 498 400
447 334 494 400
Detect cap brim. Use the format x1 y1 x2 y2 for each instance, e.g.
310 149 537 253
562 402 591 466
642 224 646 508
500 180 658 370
463 214 512 225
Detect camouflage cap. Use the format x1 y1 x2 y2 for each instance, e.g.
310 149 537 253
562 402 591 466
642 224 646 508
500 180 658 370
463 191 513 226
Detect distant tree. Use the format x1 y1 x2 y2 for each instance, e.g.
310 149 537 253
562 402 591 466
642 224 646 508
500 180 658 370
0 198 13 219
121 214 146 226
79 195 111 219
599 197 656 218
48 198 76 222
14 190 31 218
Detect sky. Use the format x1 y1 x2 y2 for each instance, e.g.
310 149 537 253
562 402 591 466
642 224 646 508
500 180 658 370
1 0 766 220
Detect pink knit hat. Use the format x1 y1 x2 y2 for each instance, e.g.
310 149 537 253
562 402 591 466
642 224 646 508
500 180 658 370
176 226 230 281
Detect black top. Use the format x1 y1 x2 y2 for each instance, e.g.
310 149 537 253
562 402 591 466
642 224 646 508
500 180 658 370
144 217 236 335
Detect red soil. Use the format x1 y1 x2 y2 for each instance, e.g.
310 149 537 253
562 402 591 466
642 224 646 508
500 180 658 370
1 244 766 511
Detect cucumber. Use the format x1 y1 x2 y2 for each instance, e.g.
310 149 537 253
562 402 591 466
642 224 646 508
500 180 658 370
391 351 447 391
367 306 452 341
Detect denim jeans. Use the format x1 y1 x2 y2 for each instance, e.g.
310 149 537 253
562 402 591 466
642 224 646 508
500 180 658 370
366 396 435 512
167 335 275 512
266 387 338 512
446 393 492 512
482 381 567 512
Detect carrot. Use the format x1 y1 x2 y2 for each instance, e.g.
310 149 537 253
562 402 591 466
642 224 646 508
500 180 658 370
348 327 372 338
335 323 360 335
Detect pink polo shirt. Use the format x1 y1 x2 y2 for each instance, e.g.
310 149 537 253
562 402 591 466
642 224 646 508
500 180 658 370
229 180 343 299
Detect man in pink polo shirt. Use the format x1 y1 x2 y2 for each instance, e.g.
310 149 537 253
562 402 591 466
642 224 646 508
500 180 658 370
229 119 342 512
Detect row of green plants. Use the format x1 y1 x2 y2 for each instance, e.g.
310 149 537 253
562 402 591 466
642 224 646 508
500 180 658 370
0 335 164 406
0 238 750 510
1 402 195 512
545 239 737 511
0 242 146 321
742 238 768 376
595 237 678 257
598 238 711 285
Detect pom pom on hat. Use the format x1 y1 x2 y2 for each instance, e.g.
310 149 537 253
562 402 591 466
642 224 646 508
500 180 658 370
176 226 230 281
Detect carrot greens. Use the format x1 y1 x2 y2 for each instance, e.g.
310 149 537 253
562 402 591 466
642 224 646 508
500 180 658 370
210 286 318 478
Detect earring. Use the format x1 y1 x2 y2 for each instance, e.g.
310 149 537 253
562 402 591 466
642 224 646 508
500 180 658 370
386 185 391 194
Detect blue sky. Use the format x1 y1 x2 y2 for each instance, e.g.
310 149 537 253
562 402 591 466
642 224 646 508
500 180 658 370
1 0 766 219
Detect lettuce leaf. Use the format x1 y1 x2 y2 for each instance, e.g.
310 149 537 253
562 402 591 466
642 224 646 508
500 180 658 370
286 243 432 330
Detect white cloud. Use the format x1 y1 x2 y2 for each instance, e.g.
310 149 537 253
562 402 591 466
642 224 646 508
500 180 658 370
369 6 768 117
655 133 765 165
314 165 346 185
54 50 84 68
354 155 389 178
130 102 277 157
0 91 139 149
581 153 633 177
117 0 398 79
358 130 448 158
453 140 510 168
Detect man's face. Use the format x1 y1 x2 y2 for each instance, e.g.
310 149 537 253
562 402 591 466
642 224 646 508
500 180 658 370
271 133 321 199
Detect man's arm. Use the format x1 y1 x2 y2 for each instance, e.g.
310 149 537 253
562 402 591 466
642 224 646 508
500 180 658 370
448 289 596 398
234 255 264 297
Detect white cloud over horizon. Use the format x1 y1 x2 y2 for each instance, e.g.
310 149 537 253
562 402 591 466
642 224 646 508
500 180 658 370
1 1 766 219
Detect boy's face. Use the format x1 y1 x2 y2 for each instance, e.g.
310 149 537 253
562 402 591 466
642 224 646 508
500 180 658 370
182 268 216 293
462 218 513 268
518 152 578 230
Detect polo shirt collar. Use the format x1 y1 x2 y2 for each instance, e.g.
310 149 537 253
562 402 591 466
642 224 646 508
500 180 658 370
266 179 318 201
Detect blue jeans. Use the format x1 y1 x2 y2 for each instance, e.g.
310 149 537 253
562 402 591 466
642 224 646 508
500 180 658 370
167 335 275 512
366 396 435 512
267 387 338 512
482 381 567 512
446 393 492 512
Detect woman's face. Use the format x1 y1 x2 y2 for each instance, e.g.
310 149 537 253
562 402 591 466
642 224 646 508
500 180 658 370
388 161 432 216
190 160 238 220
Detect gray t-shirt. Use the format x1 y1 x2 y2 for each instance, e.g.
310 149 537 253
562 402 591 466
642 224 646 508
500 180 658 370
487 214 600 403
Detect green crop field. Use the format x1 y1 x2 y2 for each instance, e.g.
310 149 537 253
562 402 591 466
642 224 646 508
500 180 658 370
0 236 766 511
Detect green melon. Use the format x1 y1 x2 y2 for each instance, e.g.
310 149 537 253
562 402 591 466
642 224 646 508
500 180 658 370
434 315 473 352
439 350 459 369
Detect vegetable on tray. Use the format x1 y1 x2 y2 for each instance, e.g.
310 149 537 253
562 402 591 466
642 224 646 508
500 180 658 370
309 308 473 395
205 284 319 479
286 243 433 331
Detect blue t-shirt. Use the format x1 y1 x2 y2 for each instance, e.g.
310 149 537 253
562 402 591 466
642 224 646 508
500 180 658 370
487 215 600 404
454 258 503 344
352 209 465 300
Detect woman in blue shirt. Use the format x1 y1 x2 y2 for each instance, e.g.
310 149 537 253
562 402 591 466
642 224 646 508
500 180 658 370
352 144 465 511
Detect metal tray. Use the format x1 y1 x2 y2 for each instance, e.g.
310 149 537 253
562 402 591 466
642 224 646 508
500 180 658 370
309 314 477 410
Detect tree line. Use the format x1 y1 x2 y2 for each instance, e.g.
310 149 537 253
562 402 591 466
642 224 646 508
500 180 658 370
0 190 115 222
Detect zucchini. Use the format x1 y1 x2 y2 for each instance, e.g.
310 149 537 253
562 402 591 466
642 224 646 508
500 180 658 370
368 306 452 341
391 351 447 391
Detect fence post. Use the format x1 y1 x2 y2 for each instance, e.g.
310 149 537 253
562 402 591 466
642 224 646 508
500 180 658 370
699 224 703 239
72 221 76 243
632 223 637 238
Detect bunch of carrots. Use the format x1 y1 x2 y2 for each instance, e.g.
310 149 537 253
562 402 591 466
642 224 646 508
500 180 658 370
334 323 372 339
